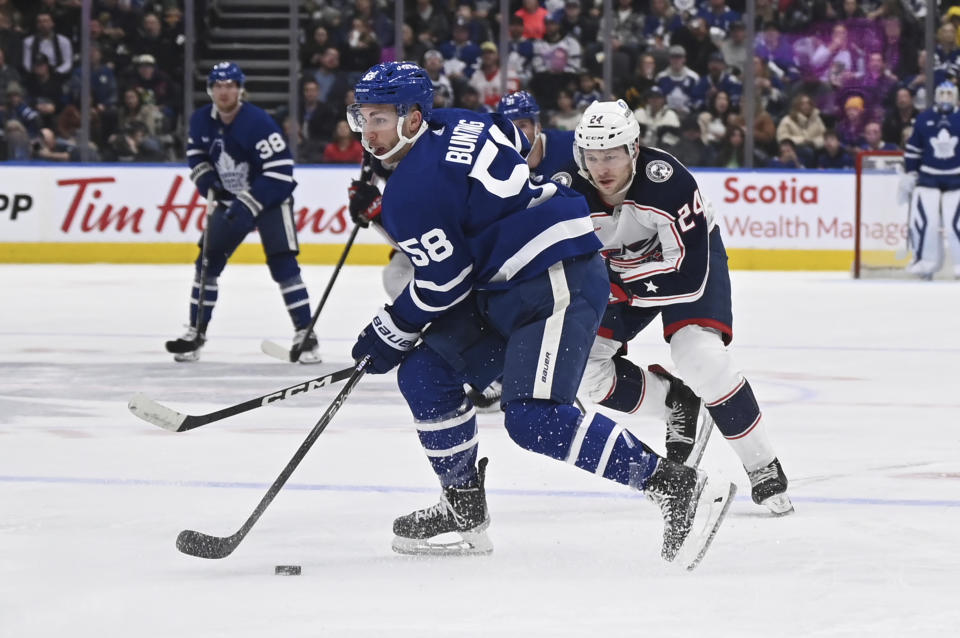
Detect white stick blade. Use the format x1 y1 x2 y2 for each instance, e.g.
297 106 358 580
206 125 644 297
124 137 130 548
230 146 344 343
128 394 188 432
260 340 291 362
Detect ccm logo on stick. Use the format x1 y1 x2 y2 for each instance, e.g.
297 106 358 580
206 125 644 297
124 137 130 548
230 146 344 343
0 193 33 220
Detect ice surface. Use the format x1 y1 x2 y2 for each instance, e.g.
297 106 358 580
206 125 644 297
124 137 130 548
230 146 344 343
2 264 959 637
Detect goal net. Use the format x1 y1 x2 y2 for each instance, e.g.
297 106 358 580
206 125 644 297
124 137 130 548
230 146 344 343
854 150 954 279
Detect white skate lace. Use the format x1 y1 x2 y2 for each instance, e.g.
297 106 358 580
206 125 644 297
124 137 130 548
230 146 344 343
665 404 695 444
178 326 199 341
748 462 779 487
414 495 466 526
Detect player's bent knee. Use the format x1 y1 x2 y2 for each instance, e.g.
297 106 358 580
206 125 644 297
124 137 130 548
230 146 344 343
266 253 301 283
578 336 621 402
670 325 741 403
397 346 466 420
503 398 582 461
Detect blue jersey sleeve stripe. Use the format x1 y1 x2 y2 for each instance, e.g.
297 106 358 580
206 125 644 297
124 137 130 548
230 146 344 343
186 149 205 156
263 171 295 182
489 216 595 283
413 264 474 292
407 284 472 313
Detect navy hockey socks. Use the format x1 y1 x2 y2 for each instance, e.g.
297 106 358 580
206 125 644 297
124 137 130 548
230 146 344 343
279 275 311 329
188 275 218 329
705 378 761 439
598 356 647 413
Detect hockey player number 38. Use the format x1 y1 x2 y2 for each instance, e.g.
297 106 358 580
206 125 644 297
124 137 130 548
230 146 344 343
255 132 287 159
676 189 706 233
398 228 455 266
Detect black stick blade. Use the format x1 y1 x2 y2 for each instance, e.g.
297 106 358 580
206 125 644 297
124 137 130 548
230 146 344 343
176 529 238 559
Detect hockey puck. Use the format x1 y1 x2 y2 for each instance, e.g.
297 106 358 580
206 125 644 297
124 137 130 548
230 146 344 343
274 565 301 576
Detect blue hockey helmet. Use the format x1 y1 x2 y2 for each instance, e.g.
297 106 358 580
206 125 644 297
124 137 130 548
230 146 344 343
207 61 245 89
348 62 434 160
934 80 958 113
497 91 541 122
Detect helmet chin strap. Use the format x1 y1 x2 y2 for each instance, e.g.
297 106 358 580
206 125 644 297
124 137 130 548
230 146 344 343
366 116 429 162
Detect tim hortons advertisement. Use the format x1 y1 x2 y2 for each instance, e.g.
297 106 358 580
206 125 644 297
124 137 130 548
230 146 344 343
0 164 364 244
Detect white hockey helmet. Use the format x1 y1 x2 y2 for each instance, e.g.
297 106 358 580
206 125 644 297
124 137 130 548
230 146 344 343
574 99 641 187
934 80 958 113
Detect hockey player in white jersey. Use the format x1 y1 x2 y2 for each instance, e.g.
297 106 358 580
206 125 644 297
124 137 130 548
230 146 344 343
569 100 793 516
900 81 960 279
345 62 735 567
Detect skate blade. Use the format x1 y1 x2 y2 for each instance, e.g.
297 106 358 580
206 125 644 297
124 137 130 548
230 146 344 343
675 478 737 571
762 493 795 517
685 409 714 469
173 351 200 362
391 530 493 557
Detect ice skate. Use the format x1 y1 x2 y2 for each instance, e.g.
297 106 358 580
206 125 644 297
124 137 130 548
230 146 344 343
648 364 706 466
293 328 321 364
165 326 205 362
392 457 492 556
637 458 736 570
747 457 794 516
465 379 502 413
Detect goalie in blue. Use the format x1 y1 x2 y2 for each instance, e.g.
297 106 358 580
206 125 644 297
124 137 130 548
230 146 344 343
345 62 736 567
165 62 320 363
900 80 960 279
569 100 793 516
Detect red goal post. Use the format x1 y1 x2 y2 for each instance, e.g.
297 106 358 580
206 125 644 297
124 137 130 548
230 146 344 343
853 150 908 278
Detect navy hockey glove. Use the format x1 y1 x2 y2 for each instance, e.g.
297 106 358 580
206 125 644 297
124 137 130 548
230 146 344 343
351 306 420 374
224 200 256 233
348 180 382 228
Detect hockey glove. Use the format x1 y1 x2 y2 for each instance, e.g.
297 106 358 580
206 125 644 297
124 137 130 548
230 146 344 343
604 257 633 305
348 180 382 228
351 305 420 374
224 200 256 233
897 172 917 206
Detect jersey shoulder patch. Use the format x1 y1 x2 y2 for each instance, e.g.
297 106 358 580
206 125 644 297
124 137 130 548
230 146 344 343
644 159 673 183
550 170 573 186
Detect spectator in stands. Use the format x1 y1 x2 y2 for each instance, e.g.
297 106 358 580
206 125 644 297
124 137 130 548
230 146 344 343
756 22 796 79
880 15 918 79
768 138 803 169
515 0 549 41
457 84 490 113
132 12 180 80
572 72 602 111
753 55 786 118
454 2 491 45
697 89 734 147
745 95 778 156
423 49 455 108
300 78 336 143
129 54 175 125
53 104 99 161
0 46 19 106
776 93 826 167
32 126 70 161
698 0 741 37
859 121 898 152
439 17 481 80
2 119 32 160
24 54 64 128
712 124 748 168
410 0 451 49
848 51 898 122
302 25 333 71
530 14 582 108
816 130 854 169
104 120 163 162
607 0 645 65
693 51 741 110
934 23 959 80
643 0 682 52
622 53 657 110
559 0 598 47
835 94 868 152
340 17 382 73
672 17 719 76
719 21 749 75
549 89 581 131
4 81 40 138
312 47 349 106
634 86 681 147
881 87 917 147
811 23 864 86
68 45 116 115
22 11 72 77
469 41 517 109
505 15 534 86
656 45 699 116
346 0 394 49
322 119 363 164
400 24 428 67
664 114 713 167
0 13 23 73
117 87 162 138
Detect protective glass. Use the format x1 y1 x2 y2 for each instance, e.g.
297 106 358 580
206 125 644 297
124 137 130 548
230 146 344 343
346 103 400 135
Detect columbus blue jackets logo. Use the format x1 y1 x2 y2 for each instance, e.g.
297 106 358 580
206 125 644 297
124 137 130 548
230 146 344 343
550 171 572 186
645 160 673 183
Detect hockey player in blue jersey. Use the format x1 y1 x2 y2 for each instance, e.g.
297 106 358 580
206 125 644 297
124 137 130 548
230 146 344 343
570 100 793 516
496 90 575 185
165 62 321 363
899 81 960 279
345 62 735 567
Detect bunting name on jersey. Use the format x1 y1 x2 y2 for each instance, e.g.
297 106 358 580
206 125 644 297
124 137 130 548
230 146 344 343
445 119 486 164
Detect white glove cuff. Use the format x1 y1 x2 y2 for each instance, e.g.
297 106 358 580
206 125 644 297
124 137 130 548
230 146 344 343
372 306 419 352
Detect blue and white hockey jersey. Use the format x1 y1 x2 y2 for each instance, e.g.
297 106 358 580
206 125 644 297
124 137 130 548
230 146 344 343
530 128 575 185
380 108 601 330
569 146 716 307
904 108 960 190
186 103 296 215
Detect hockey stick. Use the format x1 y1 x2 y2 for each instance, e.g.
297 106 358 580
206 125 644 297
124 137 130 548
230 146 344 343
261 154 376 363
128 365 356 432
176 355 370 559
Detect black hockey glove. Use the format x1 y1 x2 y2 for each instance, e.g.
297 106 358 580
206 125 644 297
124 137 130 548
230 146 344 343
348 180 382 228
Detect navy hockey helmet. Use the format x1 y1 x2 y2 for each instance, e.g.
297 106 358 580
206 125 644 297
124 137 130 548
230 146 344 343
348 62 434 161
497 91 541 122
207 61 245 89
